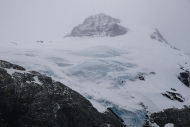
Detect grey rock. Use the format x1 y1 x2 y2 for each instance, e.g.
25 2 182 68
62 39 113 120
150 107 190 127
139 75 145 81
0 60 125 127
149 72 156 75
178 70 190 87
150 29 168 43
161 91 185 102
138 73 145 81
65 13 128 37
150 29 180 50
171 88 176 91
0 60 25 71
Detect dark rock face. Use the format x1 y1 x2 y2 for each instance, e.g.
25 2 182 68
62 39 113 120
65 13 128 37
150 107 190 127
0 60 125 127
107 107 124 123
178 70 190 87
139 75 145 81
161 91 185 102
138 73 145 81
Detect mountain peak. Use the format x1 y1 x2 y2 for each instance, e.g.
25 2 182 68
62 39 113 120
65 13 128 37
83 13 120 24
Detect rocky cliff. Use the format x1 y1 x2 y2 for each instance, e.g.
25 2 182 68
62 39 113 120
0 60 125 127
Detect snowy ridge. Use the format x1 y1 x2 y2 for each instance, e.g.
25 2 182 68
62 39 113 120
150 28 168 43
150 28 180 50
83 13 120 26
0 24 190 127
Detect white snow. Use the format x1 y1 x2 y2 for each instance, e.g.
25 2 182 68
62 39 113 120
33 76 41 85
0 25 190 127
89 99 106 113
5 68 25 75
56 103 61 109
165 123 174 127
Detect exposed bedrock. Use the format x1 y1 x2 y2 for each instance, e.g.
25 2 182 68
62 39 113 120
150 106 190 127
0 60 125 127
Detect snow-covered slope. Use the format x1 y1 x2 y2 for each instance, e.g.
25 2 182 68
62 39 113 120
0 24 190 127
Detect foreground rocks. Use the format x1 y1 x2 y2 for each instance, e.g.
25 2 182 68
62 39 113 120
65 13 128 37
150 106 190 127
0 60 125 127
142 106 190 127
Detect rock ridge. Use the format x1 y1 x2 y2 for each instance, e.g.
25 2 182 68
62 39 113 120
0 60 125 127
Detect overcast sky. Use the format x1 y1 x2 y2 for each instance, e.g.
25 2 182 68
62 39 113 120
0 0 190 53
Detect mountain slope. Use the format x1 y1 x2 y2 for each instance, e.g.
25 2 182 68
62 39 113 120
0 17 190 127
0 60 125 127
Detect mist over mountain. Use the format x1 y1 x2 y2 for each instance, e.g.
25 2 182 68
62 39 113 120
1 13 190 125
0 0 190 53
0 1 190 127
65 13 128 37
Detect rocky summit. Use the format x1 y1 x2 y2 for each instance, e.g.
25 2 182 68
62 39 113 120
0 60 125 127
65 13 128 37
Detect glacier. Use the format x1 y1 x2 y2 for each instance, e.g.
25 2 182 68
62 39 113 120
0 24 190 127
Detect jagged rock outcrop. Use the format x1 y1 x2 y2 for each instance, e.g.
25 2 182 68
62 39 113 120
161 91 185 102
0 60 25 71
65 13 128 37
0 60 125 127
178 70 190 87
150 29 168 43
143 106 190 127
150 29 179 50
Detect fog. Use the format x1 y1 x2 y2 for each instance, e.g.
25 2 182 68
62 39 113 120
0 0 190 53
